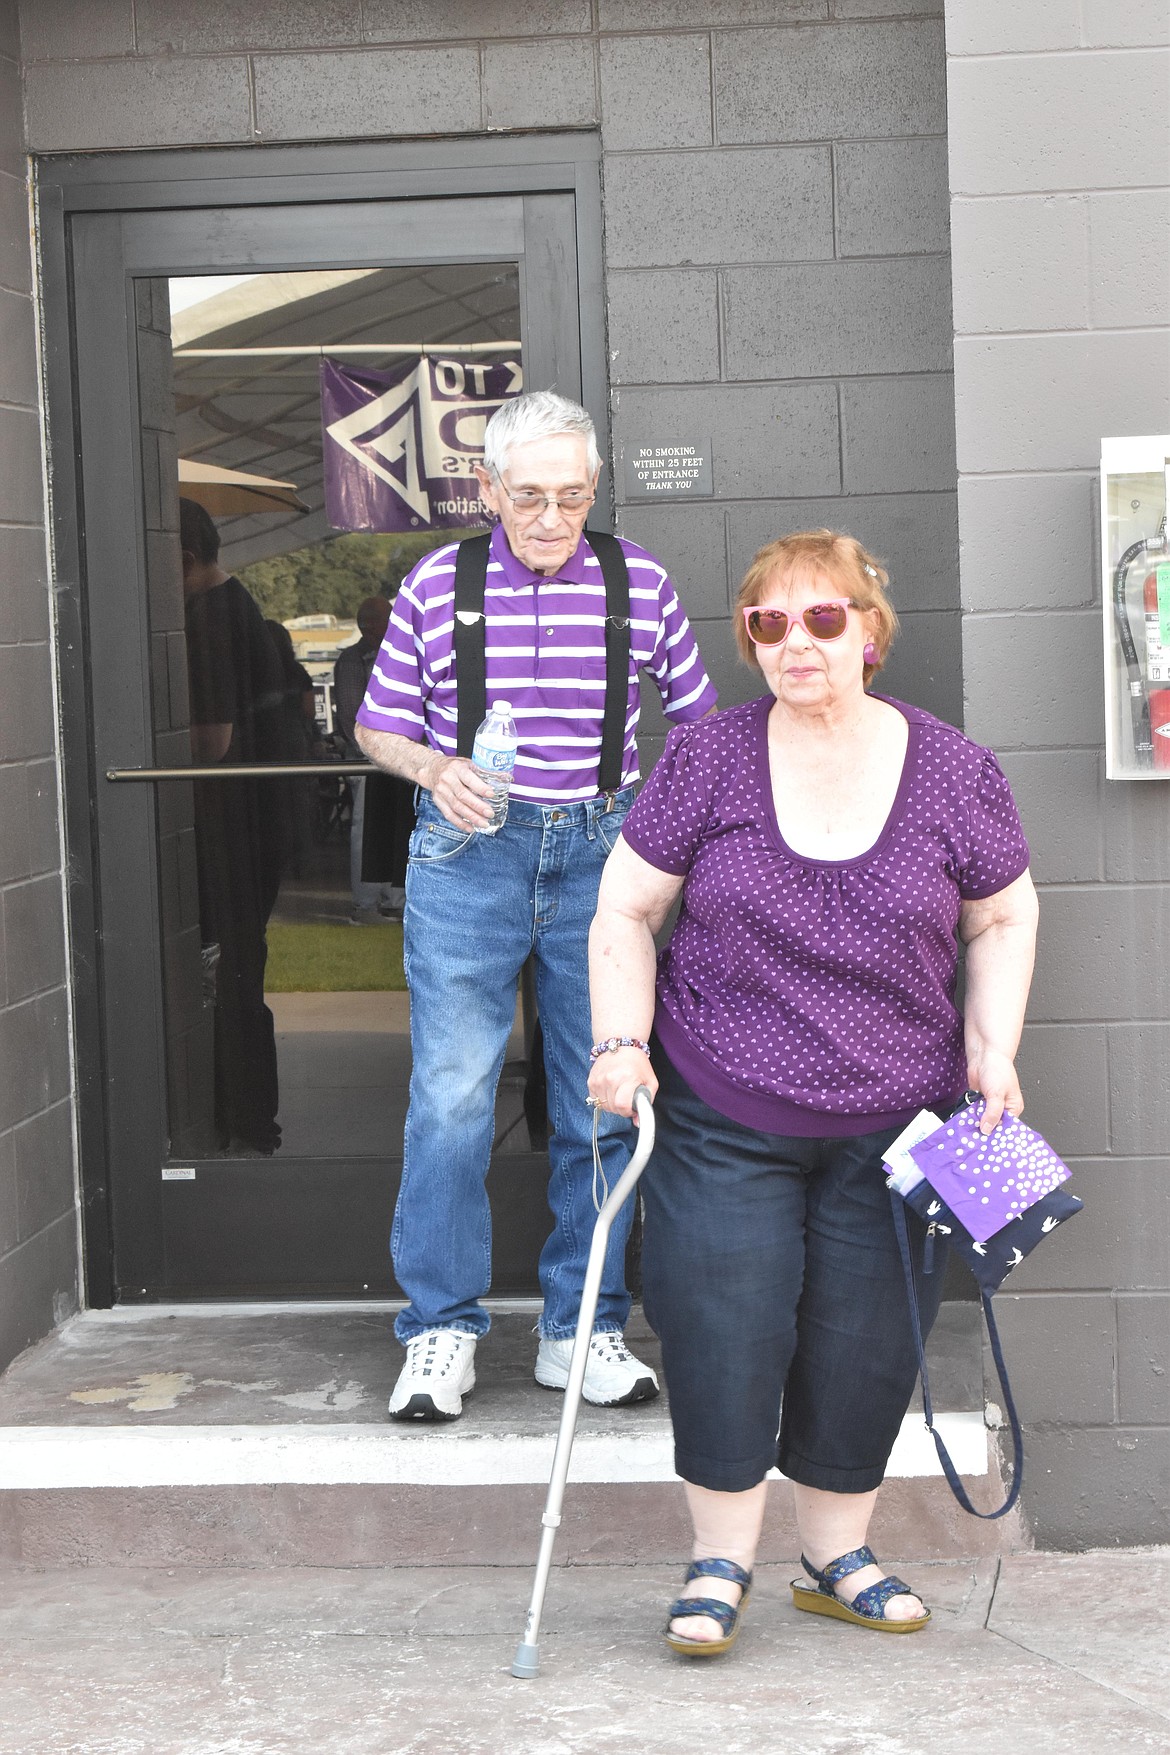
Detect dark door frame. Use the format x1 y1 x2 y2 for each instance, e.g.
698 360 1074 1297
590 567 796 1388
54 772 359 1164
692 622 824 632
36 135 608 1306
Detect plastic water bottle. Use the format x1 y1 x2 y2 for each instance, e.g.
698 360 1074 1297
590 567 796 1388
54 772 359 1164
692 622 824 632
471 700 519 835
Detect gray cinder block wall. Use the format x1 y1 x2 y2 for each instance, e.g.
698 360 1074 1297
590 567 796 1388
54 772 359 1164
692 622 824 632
18 0 960 753
8 0 1167 1545
0 0 78 1372
598 3 959 746
945 0 1170 1545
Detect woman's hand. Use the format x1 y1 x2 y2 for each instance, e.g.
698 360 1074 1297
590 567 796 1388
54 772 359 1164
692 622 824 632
959 870 1038 1137
965 1046 1024 1135
588 840 682 1120
587 1046 657 1119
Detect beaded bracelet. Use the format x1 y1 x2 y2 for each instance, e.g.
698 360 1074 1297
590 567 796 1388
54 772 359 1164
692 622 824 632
589 1036 651 1063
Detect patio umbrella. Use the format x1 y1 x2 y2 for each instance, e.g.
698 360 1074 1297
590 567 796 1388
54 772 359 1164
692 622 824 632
178 459 310 516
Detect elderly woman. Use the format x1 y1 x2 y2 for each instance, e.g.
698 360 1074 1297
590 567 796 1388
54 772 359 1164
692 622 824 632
587 531 1038 1655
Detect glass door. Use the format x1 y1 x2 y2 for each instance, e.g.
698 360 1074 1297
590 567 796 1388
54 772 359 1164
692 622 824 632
69 192 587 1298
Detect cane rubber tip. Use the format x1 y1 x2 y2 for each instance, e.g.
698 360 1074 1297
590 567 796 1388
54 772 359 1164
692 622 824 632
510 1643 539 1679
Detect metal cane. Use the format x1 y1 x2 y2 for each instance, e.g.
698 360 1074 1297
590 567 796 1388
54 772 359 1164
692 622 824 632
510 1085 656 1679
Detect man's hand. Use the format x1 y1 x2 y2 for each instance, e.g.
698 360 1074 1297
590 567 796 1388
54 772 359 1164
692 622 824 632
354 725 496 831
426 754 496 831
190 721 232 764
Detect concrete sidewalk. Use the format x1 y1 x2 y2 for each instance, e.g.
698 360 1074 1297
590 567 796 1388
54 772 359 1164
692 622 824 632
0 1549 1165 1755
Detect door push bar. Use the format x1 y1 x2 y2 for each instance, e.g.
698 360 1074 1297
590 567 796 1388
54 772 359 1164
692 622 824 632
105 764 378 781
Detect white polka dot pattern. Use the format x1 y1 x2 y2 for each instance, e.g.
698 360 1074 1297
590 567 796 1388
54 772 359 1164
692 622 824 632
907 1102 1070 1242
621 693 1031 1130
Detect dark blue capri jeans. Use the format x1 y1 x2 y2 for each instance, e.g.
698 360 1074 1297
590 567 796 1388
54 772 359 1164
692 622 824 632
641 1052 947 1496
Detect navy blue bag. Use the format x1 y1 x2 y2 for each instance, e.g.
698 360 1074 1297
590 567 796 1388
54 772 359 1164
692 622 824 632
889 1128 1083 1520
902 1177 1084 1296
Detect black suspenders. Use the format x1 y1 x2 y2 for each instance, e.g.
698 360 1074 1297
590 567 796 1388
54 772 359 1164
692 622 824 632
453 530 631 797
453 532 492 763
591 531 632 797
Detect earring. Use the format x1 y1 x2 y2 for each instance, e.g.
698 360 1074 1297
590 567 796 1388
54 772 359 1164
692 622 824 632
863 640 878 665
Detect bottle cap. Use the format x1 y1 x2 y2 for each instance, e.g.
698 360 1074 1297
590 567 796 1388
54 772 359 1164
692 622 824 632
491 700 511 714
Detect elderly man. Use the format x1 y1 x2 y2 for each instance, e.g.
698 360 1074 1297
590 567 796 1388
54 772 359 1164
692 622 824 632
356 390 716 1421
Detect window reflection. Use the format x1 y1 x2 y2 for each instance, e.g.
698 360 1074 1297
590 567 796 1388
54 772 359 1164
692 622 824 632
181 495 286 1154
157 265 526 1161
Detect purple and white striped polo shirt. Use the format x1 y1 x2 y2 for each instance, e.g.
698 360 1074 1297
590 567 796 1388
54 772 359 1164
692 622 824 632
356 524 717 803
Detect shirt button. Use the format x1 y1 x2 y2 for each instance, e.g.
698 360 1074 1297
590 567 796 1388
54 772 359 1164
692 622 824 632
545 627 554 636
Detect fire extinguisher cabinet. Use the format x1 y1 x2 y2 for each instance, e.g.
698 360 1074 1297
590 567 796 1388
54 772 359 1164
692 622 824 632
1102 434 1170 779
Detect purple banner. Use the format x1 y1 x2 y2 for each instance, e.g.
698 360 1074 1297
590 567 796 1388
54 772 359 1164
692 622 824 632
320 354 523 533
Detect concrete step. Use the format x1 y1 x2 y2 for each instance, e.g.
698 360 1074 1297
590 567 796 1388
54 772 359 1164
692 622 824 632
0 1305 1026 1566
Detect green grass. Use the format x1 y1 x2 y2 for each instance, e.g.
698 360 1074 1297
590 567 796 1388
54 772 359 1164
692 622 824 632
265 922 407 993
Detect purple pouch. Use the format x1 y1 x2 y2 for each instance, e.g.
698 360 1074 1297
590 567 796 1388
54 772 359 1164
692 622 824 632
907 1099 1071 1243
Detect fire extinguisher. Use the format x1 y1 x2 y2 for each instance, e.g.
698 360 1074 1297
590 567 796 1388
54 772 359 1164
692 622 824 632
1113 526 1168 771
1142 556 1170 771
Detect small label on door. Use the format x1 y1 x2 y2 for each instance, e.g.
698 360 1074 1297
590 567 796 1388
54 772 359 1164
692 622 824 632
162 1165 197 1181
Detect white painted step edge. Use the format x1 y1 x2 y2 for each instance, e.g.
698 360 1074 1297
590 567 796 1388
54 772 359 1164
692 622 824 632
0 1414 988 1490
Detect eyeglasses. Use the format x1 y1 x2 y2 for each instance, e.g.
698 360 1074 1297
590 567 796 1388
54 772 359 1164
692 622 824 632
742 599 854 647
499 484 595 516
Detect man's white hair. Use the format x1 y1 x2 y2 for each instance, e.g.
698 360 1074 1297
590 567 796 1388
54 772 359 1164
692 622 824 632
482 390 601 479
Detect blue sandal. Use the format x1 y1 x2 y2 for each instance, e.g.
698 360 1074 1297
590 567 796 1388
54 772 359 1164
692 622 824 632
791 1546 930 1633
665 1557 752 1658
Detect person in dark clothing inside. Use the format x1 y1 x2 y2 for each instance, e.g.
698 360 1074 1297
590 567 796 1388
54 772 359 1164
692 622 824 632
333 594 410 923
267 616 317 876
180 497 287 1155
267 618 317 760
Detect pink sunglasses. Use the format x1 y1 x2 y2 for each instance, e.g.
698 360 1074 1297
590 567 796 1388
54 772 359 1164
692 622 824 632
742 598 854 647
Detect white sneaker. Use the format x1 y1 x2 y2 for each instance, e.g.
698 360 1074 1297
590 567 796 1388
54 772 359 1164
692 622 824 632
534 1332 659 1407
388 1329 477 1421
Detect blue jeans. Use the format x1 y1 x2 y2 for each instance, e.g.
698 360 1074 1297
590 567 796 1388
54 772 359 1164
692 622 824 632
393 789 635 1343
642 1052 947 1494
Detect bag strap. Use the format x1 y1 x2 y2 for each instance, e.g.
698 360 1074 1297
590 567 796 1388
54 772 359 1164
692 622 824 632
888 1190 1024 1520
453 529 631 792
587 529 631 796
453 532 492 759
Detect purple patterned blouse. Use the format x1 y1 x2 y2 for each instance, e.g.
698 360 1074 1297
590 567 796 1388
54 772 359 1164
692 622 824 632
621 694 1031 1137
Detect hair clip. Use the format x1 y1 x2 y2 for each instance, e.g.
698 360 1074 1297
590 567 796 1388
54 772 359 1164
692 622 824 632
863 564 878 578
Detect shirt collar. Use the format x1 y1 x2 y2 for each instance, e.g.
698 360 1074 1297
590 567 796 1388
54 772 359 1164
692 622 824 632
489 521 591 587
